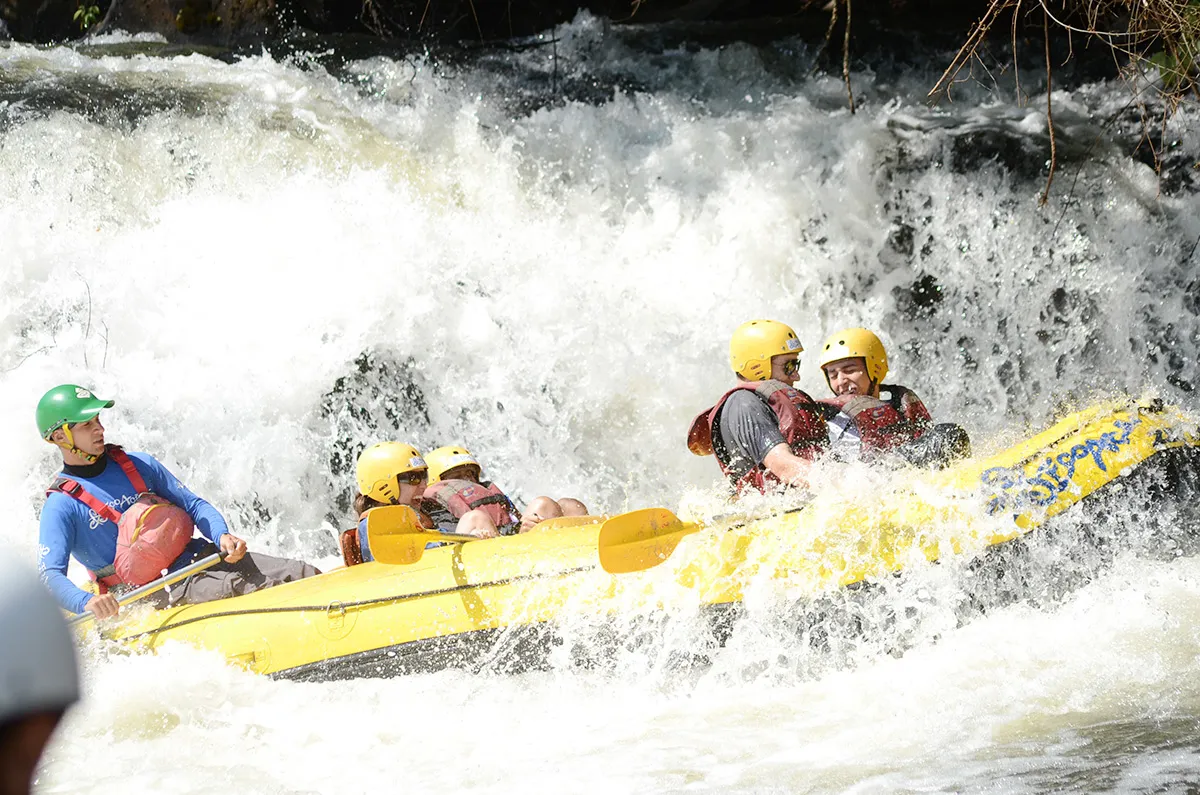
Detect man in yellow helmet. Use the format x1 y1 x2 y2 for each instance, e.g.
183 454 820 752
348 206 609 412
688 320 831 493
817 328 969 466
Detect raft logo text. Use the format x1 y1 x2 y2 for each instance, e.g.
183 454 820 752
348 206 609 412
88 493 140 529
1151 426 1200 449
980 418 1140 515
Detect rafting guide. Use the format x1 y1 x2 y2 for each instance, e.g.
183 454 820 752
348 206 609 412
35 384 319 619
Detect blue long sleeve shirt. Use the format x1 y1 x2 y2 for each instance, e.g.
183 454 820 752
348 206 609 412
358 516 374 563
37 450 231 613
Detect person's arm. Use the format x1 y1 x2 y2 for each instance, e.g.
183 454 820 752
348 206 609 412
894 386 934 427
356 516 374 562
420 499 459 534
37 498 93 614
761 443 812 486
718 391 808 483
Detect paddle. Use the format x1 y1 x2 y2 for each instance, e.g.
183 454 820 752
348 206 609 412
365 504 743 576
595 503 814 575
365 505 481 565
69 550 227 627
596 507 702 575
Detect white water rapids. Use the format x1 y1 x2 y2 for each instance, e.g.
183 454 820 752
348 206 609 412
3 15 1200 792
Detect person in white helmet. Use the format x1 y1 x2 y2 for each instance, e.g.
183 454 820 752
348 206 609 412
0 552 80 795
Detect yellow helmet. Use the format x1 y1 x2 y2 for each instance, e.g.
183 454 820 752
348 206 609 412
425 445 482 484
728 319 803 381
355 442 427 504
818 328 889 388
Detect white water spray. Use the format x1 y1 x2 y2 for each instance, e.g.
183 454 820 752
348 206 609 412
3 17 1200 792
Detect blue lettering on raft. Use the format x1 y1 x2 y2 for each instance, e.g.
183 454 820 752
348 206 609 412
981 418 1140 515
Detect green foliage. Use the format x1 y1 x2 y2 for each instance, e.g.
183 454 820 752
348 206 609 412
1149 50 1192 91
1147 0 1200 91
72 1 100 29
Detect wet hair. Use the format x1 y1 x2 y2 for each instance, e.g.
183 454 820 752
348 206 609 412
353 492 389 517
440 464 482 483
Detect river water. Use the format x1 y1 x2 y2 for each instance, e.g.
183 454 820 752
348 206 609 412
3 14 1200 792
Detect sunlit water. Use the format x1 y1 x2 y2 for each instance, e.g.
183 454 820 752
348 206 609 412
3 15 1200 792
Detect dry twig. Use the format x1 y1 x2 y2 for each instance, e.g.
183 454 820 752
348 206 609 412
1040 6 1058 205
936 0 1200 197
843 0 855 113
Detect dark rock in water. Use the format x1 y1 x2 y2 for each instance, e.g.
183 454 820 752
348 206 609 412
876 221 915 273
893 272 943 320
0 0 76 42
1184 280 1200 318
95 0 274 43
319 348 433 523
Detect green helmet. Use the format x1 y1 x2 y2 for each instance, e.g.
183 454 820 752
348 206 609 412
36 385 114 440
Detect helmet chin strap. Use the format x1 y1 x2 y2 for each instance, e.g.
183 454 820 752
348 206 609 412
52 425 102 464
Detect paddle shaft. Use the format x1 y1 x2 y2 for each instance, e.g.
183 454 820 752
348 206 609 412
597 502 811 575
69 551 226 626
420 531 485 544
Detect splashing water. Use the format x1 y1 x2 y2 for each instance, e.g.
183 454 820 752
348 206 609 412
4 15 1200 793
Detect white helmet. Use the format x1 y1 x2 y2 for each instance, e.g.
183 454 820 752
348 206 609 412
0 551 80 725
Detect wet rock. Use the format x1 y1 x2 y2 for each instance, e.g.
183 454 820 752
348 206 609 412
950 130 1046 181
893 272 943 320
1130 131 1199 196
877 220 915 272
1141 314 1198 396
0 0 76 41
97 0 274 43
1041 286 1098 328
319 348 432 521
1183 280 1200 318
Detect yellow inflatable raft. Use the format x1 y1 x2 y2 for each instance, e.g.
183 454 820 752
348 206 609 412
93 398 1200 680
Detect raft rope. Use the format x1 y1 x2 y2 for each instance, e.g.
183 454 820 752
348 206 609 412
115 564 597 643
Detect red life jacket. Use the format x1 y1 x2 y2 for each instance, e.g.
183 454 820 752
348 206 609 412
46 446 195 592
819 384 932 456
422 480 522 536
343 506 439 566
339 527 364 567
687 381 830 494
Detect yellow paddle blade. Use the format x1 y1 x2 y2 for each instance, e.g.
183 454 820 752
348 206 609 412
597 508 702 574
365 505 433 565
365 505 483 565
